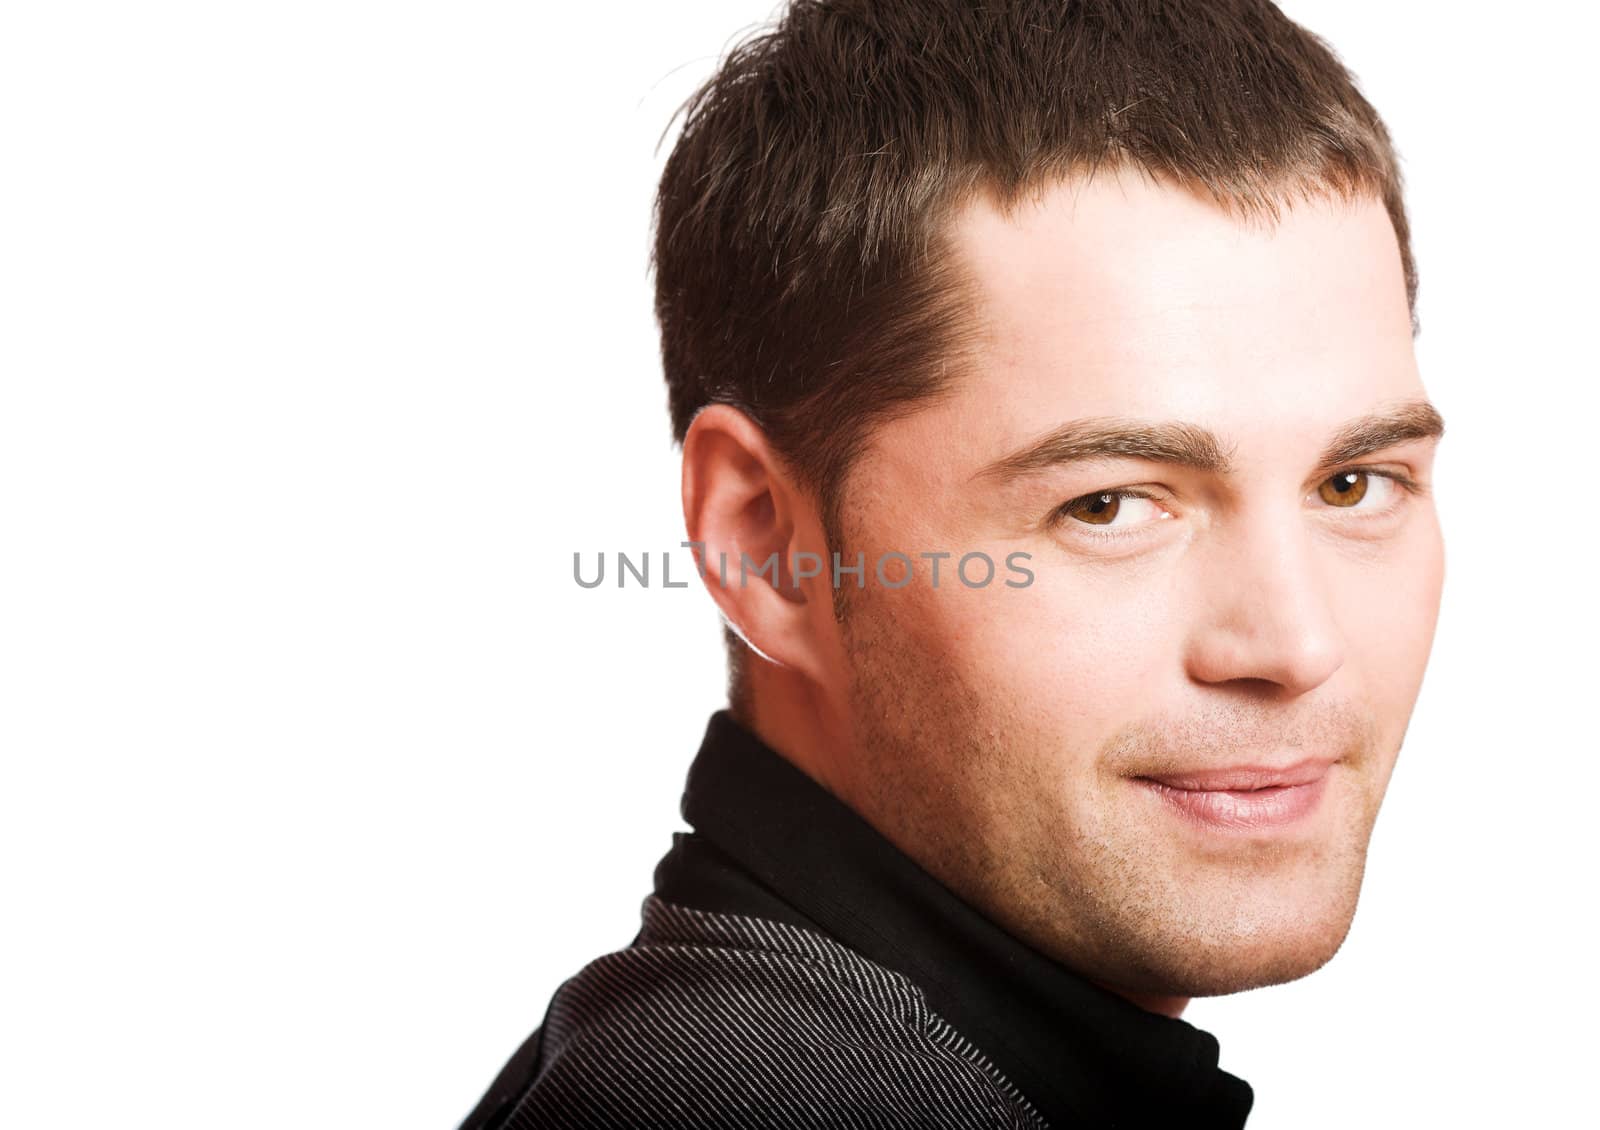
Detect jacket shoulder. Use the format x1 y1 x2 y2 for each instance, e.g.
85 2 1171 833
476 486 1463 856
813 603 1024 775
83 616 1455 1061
505 897 1044 1129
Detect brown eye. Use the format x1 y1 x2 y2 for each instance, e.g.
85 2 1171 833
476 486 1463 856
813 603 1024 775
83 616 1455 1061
1318 470 1369 507
1063 492 1121 525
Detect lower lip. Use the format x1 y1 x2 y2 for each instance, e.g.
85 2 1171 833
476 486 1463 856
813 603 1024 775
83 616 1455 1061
1136 772 1331 831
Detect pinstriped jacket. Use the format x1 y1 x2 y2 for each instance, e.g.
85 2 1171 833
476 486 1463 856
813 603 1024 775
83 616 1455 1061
458 712 1253 1129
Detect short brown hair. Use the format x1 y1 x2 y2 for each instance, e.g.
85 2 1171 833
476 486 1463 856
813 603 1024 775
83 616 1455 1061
651 0 1417 714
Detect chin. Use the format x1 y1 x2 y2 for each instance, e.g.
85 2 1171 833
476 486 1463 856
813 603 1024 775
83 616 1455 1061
1122 888 1365 999
1176 925 1353 998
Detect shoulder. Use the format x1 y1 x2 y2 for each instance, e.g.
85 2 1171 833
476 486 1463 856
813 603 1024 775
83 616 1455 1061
511 897 1044 1129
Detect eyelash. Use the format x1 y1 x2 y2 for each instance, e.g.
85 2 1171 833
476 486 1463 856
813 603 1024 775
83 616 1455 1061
1046 487 1162 543
1050 466 1426 543
1320 465 1428 502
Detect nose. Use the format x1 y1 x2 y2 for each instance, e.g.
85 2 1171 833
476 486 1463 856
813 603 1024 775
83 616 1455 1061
1183 511 1346 696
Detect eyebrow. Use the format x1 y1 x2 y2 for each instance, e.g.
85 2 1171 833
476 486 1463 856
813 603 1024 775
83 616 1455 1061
970 398 1445 484
1314 399 1446 473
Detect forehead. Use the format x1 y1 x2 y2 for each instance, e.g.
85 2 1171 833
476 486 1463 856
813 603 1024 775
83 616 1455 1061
933 169 1421 442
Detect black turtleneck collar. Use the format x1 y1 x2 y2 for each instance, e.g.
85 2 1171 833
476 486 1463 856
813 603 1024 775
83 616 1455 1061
653 709 1254 1129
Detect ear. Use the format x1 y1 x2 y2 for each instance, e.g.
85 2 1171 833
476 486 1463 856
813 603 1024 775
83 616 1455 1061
681 404 835 684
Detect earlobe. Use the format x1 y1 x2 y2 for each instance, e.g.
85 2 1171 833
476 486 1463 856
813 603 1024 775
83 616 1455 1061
681 404 831 681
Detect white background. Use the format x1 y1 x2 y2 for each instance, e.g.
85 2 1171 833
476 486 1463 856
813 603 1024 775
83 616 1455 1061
3 2 1596 1126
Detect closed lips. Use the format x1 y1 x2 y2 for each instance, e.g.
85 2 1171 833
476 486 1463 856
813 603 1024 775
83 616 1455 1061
1135 759 1336 792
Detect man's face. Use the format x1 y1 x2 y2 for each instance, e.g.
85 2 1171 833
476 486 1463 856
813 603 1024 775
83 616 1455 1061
828 169 1444 1000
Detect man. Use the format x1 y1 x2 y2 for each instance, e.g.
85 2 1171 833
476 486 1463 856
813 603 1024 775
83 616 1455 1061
462 0 1444 1125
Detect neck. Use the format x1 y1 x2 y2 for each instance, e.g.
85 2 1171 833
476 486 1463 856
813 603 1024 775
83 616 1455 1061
1093 981 1190 1018
740 663 856 801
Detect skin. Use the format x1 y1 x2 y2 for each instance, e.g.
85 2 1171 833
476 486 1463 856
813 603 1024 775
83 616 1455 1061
681 166 1444 1017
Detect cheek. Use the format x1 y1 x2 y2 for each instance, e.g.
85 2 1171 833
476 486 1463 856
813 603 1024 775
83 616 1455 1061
908 563 1177 742
1333 520 1444 726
